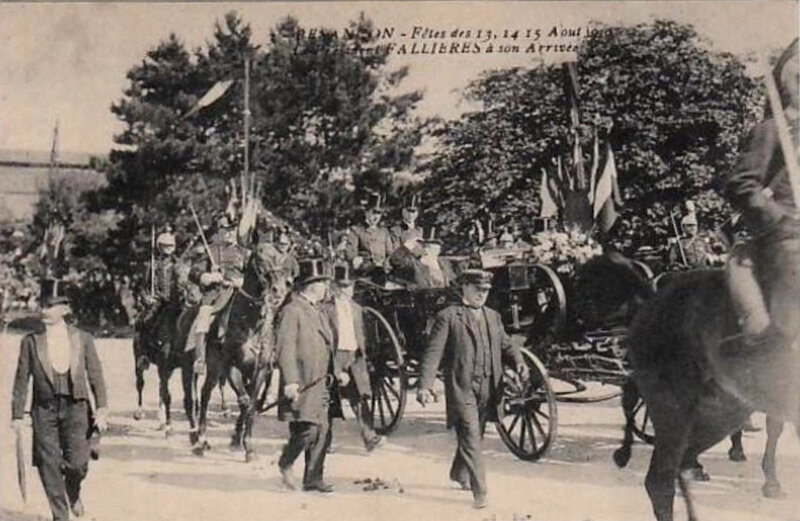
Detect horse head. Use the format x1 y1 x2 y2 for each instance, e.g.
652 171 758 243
571 251 655 331
251 242 292 307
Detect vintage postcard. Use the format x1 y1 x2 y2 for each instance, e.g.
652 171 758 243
1 2 798 521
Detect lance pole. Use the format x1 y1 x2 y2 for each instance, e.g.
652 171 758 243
763 66 800 207
150 224 155 297
189 203 218 271
241 56 251 212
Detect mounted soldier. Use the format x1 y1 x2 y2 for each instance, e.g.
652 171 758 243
667 209 713 268
390 194 423 246
136 228 183 368
345 192 394 279
724 38 799 350
187 214 249 375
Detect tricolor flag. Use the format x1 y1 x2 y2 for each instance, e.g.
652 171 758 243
593 143 622 233
588 127 599 204
562 62 580 128
539 168 559 218
184 79 235 119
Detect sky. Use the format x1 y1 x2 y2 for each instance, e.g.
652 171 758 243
0 1 797 155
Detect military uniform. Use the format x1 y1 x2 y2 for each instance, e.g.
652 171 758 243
667 236 712 267
390 223 423 247
345 225 394 271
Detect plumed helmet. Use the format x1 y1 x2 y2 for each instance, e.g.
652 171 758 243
156 232 176 247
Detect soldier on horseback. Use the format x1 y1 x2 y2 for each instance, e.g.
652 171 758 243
188 214 249 375
136 228 182 369
725 38 799 351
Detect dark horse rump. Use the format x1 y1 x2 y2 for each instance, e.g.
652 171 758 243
626 267 799 521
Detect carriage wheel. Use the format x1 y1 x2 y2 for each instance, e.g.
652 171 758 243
631 396 655 444
528 264 568 340
363 306 407 435
496 348 558 461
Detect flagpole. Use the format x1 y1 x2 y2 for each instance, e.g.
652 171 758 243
242 56 251 211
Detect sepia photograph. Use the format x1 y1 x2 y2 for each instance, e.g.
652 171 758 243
0 2 798 520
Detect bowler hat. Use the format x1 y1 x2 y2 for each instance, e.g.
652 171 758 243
333 263 354 286
39 278 73 307
297 258 331 286
459 269 493 290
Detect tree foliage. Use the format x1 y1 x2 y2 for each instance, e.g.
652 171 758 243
423 20 763 251
89 11 425 272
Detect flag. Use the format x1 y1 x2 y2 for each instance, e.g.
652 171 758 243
572 131 585 190
593 144 621 233
539 168 559 218
184 79 235 118
588 127 599 204
562 62 580 128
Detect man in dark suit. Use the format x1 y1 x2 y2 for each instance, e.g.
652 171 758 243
276 259 339 493
416 269 528 509
11 279 109 521
322 264 384 452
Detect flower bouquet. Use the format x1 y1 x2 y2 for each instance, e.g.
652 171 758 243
528 227 603 277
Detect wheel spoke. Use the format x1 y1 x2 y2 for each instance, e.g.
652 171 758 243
518 413 527 450
377 389 387 428
383 379 400 400
533 408 550 421
524 415 538 452
506 411 522 435
531 411 547 439
380 383 395 418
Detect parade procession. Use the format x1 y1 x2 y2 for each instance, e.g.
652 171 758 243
1 3 799 521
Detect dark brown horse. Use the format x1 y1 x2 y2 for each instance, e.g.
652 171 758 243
618 266 798 521
189 242 291 461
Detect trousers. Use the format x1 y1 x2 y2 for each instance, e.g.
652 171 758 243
449 379 492 499
32 397 90 521
278 419 330 486
727 235 800 344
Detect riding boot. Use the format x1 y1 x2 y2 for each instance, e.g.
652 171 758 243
193 333 207 375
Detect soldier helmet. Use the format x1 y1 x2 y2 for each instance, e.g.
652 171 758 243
156 232 176 247
681 213 698 226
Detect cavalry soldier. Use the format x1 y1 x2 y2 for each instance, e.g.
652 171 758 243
390 194 423 246
667 211 713 267
137 229 182 366
416 269 529 509
187 214 249 375
724 38 799 349
11 279 109 521
276 259 342 493
275 229 300 285
345 192 394 276
322 264 384 452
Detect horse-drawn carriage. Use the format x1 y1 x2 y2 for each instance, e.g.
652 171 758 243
353 241 658 461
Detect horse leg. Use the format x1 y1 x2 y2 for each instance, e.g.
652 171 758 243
157 365 173 437
219 377 231 419
728 429 746 462
243 366 270 463
227 365 248 449
182 362 200 447
761 416 785 498
194 359 217 455
644 393 694 521
613 379 638 468
133 334 147 420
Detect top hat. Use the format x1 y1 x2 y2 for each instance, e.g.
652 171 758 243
404 194 420 211
459 269 493 290
361 191 383 212
297 258 331 286
333 263 354 286
39 278 73 307
422 226 442 244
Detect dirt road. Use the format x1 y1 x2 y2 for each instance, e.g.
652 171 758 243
1 333 798 521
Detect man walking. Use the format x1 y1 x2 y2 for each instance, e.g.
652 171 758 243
276 259 339 493
416 269 528 509
11 279 109 520
322 264 384 452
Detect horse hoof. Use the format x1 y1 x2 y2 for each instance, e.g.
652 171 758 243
202 440 212 450
230 437 243 451
189 431 199 445
684 467 711 482
762 482 785 499
728 447 747 462
133 409 144 421
245 450 256 463
191 445 205 457
612 447 631 468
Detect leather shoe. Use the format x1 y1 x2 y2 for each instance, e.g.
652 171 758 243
280 466 298 491
303 481 334 493
70 498 85 518
365 435 385 453
473 494 488 509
